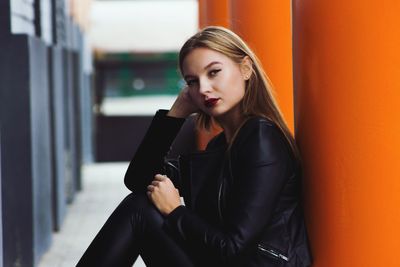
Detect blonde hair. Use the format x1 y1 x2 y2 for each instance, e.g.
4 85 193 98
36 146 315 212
179 26 299 159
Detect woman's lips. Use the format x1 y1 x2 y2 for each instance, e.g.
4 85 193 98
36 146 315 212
204 98 219 108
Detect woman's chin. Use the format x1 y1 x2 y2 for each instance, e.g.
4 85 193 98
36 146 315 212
199 106 227 119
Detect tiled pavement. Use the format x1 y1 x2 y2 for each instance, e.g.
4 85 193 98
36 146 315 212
38 163 146 267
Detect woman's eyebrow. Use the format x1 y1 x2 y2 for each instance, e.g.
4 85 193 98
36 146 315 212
203 61 222 70
184 61 222 80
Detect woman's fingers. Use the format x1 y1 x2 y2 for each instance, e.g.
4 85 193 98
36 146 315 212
154 174 167 181
148 174 176 194
151 180 160 186
147 184 155 192
146 174 181 215
148 174 169 193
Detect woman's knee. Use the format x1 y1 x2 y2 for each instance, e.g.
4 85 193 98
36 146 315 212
121 192 149 208
118 193 163 224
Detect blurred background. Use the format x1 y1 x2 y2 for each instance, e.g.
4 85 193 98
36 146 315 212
1 1 198 266
1 0 400 267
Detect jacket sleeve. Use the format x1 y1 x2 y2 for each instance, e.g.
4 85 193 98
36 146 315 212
163 121 292 264
124 109 186 193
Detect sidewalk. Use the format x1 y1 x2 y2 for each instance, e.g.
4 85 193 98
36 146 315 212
38 163 146 267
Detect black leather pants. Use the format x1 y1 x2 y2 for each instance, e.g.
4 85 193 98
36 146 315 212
76 193 195 267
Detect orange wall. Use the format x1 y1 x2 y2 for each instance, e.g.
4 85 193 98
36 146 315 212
231 0 294 132
292 0 400 266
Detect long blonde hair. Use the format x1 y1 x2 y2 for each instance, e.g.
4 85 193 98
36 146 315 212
179 26 299 159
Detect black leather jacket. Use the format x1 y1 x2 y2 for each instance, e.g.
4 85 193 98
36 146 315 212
125 110 312 267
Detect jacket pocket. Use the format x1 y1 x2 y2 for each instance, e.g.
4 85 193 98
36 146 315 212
257 243 289 263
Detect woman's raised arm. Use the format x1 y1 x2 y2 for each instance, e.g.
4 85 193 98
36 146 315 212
123 109 186 192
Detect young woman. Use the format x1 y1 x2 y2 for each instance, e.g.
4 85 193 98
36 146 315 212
77 26 312 267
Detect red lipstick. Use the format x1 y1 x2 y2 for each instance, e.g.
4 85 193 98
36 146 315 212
204 98 219 108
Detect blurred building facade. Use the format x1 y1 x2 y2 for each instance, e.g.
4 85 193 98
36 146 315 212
0 0 93 266
88 0 198 163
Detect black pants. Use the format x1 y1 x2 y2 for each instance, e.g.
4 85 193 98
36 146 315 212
76 193 195 267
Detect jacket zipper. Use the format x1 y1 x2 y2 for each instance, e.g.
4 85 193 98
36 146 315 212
217 174 224 224
217 148 234 224
257 244 289 262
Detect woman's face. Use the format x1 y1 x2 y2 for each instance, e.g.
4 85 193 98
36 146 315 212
182 47 249 119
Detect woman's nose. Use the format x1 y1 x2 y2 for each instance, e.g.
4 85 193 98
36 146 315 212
198 79 212 95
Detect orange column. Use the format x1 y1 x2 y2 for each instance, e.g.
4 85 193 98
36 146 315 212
292 1 400 266
198 0 207 29
230 0 294 132
198 0 230 29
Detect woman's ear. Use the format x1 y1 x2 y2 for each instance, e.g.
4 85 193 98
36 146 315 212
240 56 253 80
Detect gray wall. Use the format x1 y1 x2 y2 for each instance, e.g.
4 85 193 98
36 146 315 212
0 130 3 267
48 45 67 231
0 0 93 266
29 36 53 265
1 36 35 267
0 35 52 267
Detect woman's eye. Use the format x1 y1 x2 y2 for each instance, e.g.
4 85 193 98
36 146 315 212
209 69 221 77
186 80 197 87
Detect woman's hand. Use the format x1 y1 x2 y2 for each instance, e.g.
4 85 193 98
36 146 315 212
147 174 181 216
167 86 199 118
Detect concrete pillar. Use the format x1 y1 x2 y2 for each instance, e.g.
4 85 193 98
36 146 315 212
292 1 400 266
0 35 53 267
48 44 67 231
80 35 94 164
63 47 79 202
0 130 3 267
0 1 55 266
231 0 294 132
